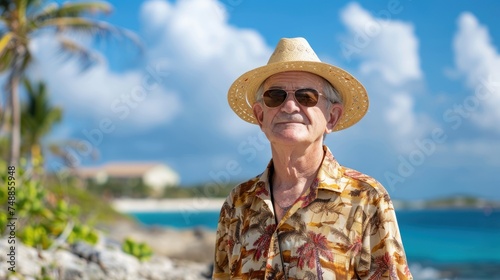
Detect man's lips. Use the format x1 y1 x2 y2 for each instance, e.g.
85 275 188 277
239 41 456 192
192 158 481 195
275 121 304 124
274 114 306 124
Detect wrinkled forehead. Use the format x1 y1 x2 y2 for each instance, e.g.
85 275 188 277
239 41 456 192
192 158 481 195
262 71 326 89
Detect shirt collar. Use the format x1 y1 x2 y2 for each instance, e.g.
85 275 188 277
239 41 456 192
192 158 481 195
316 145 346 193
253 161 273 201
249 145 346 198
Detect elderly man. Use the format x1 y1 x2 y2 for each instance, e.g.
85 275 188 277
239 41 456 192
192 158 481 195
213 38 412 279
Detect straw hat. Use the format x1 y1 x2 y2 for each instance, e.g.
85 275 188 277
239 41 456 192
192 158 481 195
227 37 369 131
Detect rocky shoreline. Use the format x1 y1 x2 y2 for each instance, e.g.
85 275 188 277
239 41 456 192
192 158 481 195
100 220 217 264
0 221 216 280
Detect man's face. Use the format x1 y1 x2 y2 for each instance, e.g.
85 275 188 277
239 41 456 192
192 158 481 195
252 71 343 146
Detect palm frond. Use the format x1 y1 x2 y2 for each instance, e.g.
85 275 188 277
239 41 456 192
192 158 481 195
49 140 99 168
2 0 140 166
0 44 14 72
329 228 350 245
303 271 317 280
19 48 31 72
35 17 143 50
20 78 63 159
0 31 13 56
22 76 34 96
246 222 265 235
21 78 62 137
386 238 405 255
36 17 112 38
288 213 307 233
32 2 112 23
17 0 28 28
56 36 100 70
27 2 57 23
278 229 306 242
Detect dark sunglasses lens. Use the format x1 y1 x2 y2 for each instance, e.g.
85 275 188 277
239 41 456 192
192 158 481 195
295 89 319 107
263 89 287 107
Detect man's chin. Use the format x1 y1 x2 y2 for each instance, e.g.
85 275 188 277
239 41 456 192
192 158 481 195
270 131 309 144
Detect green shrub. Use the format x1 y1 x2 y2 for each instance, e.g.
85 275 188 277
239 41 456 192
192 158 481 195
0 161 99 249
122 237 153 261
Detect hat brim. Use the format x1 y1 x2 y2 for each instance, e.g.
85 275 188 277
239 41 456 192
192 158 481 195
227 61 369 131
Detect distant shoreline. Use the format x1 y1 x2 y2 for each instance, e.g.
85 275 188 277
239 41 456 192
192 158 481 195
111 198 225 213
112 197 500 213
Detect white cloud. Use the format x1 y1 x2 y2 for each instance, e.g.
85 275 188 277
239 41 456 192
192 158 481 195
437 139 500 167
339 2 421 86
141 0 269 63
385 93 416 138
28 34 182 131
26 0 271 139
453 12 500 133
139 0 271 136
339 2 428 152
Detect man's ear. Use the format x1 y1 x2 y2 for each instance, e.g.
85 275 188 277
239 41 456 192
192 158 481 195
253 102 264 128
325 103 343 134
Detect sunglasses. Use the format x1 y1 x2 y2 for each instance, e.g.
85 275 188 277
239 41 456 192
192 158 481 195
262 88 327 108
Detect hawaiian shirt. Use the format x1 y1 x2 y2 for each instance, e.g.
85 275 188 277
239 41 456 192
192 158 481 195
213 146 412 279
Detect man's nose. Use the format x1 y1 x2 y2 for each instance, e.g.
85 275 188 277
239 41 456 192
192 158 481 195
280 93 301 113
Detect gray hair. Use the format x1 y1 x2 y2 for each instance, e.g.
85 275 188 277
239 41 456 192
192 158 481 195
322 79 343 105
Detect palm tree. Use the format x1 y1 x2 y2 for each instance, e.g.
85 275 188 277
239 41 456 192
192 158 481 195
296 231 334 280
370 253 397 280
251 223 277 261
20 78 62 166
0 0 140 166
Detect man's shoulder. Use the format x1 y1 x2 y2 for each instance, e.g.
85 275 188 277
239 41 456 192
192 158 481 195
341 166 389 196
232 175 261 195
323 146 386 194
222 175 261 205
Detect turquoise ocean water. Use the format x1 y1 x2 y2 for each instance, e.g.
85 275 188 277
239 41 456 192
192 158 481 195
128 208 500 279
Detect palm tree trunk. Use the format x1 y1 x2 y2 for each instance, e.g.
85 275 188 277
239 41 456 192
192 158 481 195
7 52 24 166
315 251 323 280
8 75 20 167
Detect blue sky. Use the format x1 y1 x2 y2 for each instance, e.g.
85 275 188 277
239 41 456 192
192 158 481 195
23 0 500 200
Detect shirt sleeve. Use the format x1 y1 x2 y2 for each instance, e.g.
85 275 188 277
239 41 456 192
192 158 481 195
357 193 413 279
212 202 231 280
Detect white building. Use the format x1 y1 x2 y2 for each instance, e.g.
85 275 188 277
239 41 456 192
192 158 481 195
78 162 180 196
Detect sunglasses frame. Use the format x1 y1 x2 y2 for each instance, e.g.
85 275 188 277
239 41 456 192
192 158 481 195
262 88 328 108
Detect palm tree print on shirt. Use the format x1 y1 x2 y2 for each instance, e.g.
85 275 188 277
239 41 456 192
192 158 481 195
369 252 397 280
252 224 277 261
296 231 334 280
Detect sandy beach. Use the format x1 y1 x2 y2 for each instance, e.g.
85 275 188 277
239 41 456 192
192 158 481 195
111 197 225 213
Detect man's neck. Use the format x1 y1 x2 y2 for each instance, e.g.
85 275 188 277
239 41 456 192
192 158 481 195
270 142 325 193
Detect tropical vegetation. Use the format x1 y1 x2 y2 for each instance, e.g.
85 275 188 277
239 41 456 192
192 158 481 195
20 78 62 166
0 2 149 279
0 0 139 166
